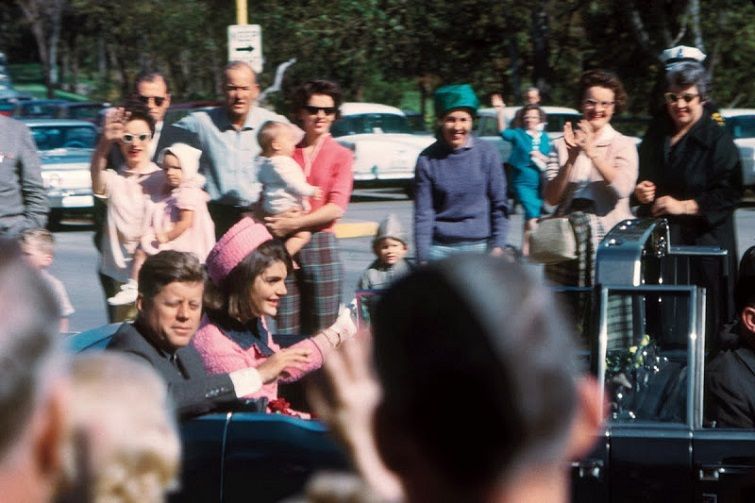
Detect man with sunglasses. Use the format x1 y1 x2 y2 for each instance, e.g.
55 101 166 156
171 61 288 238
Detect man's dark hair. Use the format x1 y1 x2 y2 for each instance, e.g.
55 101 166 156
292 80 343 120
133 70 170 95
138 251 206 302
373 256 578 496
204 240 292 326
0 238 60 458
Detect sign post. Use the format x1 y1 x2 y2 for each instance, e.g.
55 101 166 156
228 24 263 74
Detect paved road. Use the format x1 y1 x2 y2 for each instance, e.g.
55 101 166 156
51 188 755 333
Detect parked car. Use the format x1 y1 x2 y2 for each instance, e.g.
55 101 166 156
475 105 581 163
164 100 223 126
22 119 98 227
721 108 755 188
331 102 435 188
68 324 349 503
15 99 70 119
54 101 110 125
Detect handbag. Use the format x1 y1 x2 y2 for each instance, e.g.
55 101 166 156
528 216 577 264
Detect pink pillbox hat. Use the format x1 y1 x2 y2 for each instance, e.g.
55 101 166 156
206 217 272 286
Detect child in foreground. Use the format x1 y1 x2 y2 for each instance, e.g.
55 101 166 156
108 143 215 306
19 228 75 332
256 121 322 257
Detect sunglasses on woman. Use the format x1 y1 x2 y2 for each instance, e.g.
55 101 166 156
138 95 166 106
303 105 337 116
121 133 152 144
664 92 700 104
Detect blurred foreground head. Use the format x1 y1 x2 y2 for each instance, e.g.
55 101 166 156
372 255 601 502
59 353 180 503
0 238 66 501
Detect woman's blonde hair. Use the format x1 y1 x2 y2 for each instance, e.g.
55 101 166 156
59 353 181 503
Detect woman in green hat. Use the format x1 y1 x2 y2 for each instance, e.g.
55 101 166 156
413 84 509 264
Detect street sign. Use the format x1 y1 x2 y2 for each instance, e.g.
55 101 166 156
228 24 263 74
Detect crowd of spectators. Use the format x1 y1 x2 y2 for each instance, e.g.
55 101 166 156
0 43 749 501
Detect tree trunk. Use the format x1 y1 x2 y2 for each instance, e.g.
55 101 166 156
507 37 521 102
530 1 550 98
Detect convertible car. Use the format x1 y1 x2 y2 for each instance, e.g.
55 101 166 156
68 326 349 503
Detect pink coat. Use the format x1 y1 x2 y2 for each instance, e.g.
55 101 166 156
192 315 330 400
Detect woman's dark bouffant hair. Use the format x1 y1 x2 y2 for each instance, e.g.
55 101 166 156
577 70 628 114
203 240 293 327
122 99 156 137
291 80 343 121
520 104 547 123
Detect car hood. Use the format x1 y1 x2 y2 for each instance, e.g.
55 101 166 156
337 133 435 150
39 148 94 164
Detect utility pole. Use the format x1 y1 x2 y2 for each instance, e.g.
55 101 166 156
236 0 248 25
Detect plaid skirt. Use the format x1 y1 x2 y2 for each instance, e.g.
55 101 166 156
275 231 343 335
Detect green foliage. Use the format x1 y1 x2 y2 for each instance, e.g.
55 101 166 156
0 0 752 111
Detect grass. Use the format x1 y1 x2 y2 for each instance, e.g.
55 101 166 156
7 63 91 101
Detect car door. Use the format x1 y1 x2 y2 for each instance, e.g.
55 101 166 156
573 285 704 502
692 430 755 502
221 412 348 503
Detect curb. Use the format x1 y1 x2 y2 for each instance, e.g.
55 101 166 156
334 220 378 239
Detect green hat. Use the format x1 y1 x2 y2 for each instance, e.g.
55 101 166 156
434 84 480 118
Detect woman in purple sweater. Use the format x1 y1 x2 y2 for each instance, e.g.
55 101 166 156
413 84 509 263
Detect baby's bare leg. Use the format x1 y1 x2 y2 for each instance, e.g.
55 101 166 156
131 248 147 282
285 231 312 256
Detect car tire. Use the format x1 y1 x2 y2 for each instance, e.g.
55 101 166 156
404 185 415 199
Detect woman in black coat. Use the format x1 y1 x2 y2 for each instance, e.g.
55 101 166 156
635 61 742 339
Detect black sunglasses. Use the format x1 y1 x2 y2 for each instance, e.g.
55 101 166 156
138 95 166 106
122 133 152 144
303 105 337 116
663 92 700 104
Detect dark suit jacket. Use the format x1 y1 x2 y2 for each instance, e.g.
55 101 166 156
705 323 755 428
106 322 237 418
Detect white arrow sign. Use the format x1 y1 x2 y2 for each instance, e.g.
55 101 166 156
228 24 263 74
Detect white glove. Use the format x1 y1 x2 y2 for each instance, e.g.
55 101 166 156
322 301 358 347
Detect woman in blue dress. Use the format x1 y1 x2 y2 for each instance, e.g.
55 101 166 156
491 94 550 256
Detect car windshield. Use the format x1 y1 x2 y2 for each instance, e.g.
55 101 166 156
725 115 755 139
332 113 413 137
545 113 582 133
30 125 97 150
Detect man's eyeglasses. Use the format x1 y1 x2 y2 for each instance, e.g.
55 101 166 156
122 133 152 144
138 95 166 107
664 92 700 104
304 105 337 116
583 99 615 109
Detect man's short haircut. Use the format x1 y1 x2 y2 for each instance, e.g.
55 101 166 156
736 245 755 313
122 100 156 137
0 238 61 459
138 251 206 302
133 70 170 94
222 61 256 85
20 228 55 256
60 353 180 502
373 256 578 493
257 121 288 156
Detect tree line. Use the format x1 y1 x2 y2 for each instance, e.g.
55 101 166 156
2 0 753 117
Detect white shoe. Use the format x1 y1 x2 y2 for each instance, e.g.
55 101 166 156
107 280 138 306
